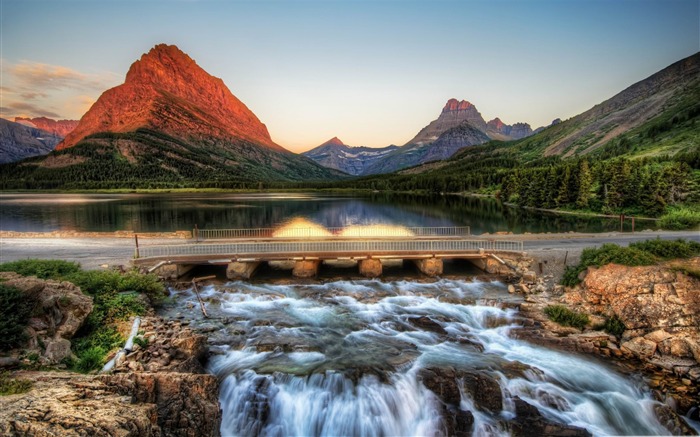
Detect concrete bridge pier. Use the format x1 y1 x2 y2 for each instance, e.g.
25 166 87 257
413 258 443 277
157 263 195 280
293 260 320 278
358 259 382 278
227 261 262 280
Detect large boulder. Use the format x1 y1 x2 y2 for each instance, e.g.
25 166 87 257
0 272 93 363
0 371 220 436
509 397 590 436
568 263 700 331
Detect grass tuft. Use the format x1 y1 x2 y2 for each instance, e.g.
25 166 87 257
0 371 33 395
544 305 590 330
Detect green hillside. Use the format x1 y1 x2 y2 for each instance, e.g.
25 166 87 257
0 128 344 190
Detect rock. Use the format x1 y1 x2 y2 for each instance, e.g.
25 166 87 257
44 338 72 363
101 372 221 436
0 371 220 436
522 271 537 283
418 367 461 405
408 317 448 336
645 329 673 344
0 357 20 368
460 372 503 413
510 397 591 436
576 264 699 332
508 284 516 294
418 367 502 413
653 403 698 435
621 337 657 359
0 272 93 364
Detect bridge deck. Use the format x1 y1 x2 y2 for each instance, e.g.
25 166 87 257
134 238 524 264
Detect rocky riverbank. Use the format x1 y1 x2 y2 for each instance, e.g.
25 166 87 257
0 272 221 436
517 256 700 430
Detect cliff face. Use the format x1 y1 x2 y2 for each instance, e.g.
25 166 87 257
58 44 282 152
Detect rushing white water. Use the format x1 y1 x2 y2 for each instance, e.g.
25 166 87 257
183 279 677 436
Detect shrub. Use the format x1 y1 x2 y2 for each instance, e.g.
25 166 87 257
0 371 33 395
117 271 167 304
562 244 657 286
0 259 80 279
630 238 700 259
659 207 700 230
544 305 590 330
73 346 107 373
603 314 626 337
71 326 123 373
0 284 36 351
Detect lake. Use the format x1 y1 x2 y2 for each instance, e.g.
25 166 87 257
0 192 646 234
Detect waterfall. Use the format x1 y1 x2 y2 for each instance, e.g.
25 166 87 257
191 279 676 436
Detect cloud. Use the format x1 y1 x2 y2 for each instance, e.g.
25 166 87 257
1 102 62 119
20 91 50 100
0 60 118 120
10 61 112 92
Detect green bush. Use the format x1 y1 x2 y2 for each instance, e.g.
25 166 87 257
629 238 700 259
0 371 33 395
73 346 107 373
603 314 626 337
544 305 590 330
562 244 657 286
0 284 36 351
67 270 166 304
659 207 700 230
0 259 80 279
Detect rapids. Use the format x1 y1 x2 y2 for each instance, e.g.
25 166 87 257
172 279 677 436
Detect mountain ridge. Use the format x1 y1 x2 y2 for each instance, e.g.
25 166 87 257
1 44 342 188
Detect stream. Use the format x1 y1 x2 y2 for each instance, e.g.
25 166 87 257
171 279 676 436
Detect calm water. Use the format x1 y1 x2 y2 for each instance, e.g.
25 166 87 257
0 192 647 233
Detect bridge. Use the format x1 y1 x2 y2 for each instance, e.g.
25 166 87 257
133 226 526 280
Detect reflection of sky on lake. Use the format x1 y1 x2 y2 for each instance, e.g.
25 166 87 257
0 192 647 233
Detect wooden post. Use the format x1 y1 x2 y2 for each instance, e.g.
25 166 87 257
619 214 624 232
631 217 635 233
191 275 215 318
194 224 199 242
134 234 140 258
563 250 569 266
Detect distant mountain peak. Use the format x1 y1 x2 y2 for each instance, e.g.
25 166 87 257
320 137 345 147
487 117 506 130
58 43 282 152
443 98 474 113
14 117 78 138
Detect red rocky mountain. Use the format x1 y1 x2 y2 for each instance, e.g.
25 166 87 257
14 117 78 138
58 44 283 152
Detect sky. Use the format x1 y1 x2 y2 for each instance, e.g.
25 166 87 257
1 0 698 152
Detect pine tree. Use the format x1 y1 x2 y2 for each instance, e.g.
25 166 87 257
556 165 572 207
576 159 592 209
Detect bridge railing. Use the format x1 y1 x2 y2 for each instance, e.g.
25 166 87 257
195 226 471 240
137 238 523 259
